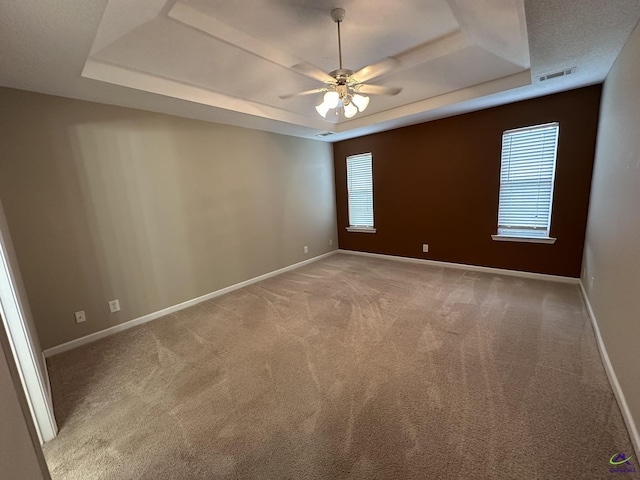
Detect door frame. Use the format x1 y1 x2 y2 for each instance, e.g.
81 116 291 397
0 202 57 443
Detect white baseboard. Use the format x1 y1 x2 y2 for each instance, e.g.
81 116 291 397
578 281 640 458
338 249 638 454
337 249 579 284
42 249 578 358
43 251 338 358
43 247 637 456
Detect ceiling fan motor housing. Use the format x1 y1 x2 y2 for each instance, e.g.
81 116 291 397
330 69 354 84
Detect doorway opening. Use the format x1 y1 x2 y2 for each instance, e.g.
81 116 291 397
0 202 57 443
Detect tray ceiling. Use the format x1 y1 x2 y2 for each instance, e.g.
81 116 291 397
83 0 530 132
2 1 640 141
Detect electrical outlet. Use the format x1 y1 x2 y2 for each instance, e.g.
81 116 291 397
329 239 333 246
74 310 86 324
108 299 120 313
422 244 429 253
304 246 309 254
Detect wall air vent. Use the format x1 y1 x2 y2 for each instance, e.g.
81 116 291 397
538 67 576 82
315 132 334 137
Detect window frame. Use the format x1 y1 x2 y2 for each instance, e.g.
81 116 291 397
492 122 559 245
345 152 376 234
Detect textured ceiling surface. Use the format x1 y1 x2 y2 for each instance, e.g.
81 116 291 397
1 1 639 141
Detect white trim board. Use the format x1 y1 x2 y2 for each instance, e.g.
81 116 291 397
337 249 579 284
41 247 638 457
578 281 640 459
339 249 639 454
43 249 577 357
43 251 338 358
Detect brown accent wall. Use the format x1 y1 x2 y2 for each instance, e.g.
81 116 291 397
333 86 602 277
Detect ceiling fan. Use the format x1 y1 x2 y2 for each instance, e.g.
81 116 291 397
279 8 402 119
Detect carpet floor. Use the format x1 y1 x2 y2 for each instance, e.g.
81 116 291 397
43 254 638 479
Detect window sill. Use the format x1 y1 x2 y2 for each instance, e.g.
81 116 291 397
346 227 377 234
491 235 556 244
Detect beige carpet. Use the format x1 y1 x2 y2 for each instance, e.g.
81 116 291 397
43 254 638 479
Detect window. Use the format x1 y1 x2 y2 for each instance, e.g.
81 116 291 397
346 153 376 233
492 122 559 244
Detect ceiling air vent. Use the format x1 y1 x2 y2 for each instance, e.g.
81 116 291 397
538 67 576 82
315 132 334 137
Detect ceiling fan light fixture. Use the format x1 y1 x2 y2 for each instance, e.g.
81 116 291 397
281 8 400 120
344 102 358 118
315 101 331 118
323 91 340 109
352 94 370 112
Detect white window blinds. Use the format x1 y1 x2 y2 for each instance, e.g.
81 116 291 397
347 153 374 228
497 122 559 238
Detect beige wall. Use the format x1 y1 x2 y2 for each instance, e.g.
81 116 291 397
0 88 337 350
0 321 50 479
582 22 640 448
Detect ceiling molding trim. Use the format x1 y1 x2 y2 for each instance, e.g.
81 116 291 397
168 2 302 72
82 59 330 131
446 0 530 68
90 0 167 56
335 69 532 134
393 30 469 75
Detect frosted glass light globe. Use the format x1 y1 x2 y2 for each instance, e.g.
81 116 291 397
323 91 340 109
315 101 331 118
344 102 358 118
352 94 370 112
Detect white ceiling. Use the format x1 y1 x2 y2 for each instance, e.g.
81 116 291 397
1 1 639 142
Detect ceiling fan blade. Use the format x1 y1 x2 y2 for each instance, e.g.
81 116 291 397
291 63 336 84
279 88 326 100
350 57 400 84
356 84 402 96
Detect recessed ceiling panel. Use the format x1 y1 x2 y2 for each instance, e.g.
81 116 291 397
353 45 527 117
92 18 319 112
82 0 532 132
183 0 460 72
